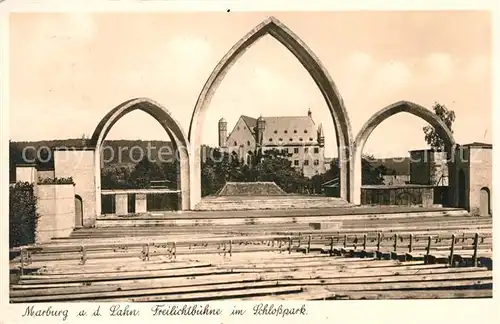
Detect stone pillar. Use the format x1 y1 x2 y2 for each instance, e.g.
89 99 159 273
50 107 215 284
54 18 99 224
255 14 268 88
189 146 201 210
447 145 458 208
16 165 37 184
352 147 363 205
135 193 147 214
115 193 128 216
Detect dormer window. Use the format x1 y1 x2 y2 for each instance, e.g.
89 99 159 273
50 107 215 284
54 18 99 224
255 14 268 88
294 130 297 133
284 130 288 134
274 130 278 134
309 137 313 141
299 138 303 141
289 138 293 141
234 141 237 146
269 138 273 141
304 130 308 133
279 138 283 141
247 141 250 146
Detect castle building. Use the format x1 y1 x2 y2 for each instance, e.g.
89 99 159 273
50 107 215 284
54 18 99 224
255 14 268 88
218 109 326 178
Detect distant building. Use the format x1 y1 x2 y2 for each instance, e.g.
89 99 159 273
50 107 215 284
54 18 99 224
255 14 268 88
409 149 449 186
455 142 493 216
218 109 326 178
382 174 410 186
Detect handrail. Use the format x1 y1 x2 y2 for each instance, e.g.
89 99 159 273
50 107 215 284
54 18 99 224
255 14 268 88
12 230 491 272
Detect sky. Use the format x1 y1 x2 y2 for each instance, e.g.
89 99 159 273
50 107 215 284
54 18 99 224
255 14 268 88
8 11 492 158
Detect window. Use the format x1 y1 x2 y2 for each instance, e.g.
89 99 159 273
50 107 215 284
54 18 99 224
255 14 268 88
304 147 309 153
294 130 297 133
289 138 293 141
309 137 314 141
304 130 308 133
294 148 299 154
282 149 288 154
314 147 319 153
274 130 278 134
247 141 250 146
314 159 319 166
234 141 237 146
269 138 273 142
304 159 309 166
284 130 288 134
294 160 299 166
279 138 283 141
299 138 303 141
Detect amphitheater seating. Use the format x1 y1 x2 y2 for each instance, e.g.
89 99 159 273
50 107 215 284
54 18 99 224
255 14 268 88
10 247 492 302
9 206 493 302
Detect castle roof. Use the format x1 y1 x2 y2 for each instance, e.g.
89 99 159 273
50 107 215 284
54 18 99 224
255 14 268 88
238 115 318 146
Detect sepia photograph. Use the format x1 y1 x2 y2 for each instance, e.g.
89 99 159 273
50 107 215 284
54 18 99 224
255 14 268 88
6 9 493 305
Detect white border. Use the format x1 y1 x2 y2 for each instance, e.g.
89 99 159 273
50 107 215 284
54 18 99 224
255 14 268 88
1 1 498 324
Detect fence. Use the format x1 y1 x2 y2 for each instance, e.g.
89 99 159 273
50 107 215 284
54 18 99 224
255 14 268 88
14 230 492 274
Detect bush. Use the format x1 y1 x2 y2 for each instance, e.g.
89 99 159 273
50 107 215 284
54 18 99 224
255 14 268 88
37 177 74 185
9 182 39 247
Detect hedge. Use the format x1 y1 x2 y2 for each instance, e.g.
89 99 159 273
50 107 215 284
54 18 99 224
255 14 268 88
37 177 74 185
10 182 39 248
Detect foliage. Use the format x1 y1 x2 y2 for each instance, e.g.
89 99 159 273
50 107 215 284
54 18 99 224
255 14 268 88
423 102 456 149
308 155 388 194
101 158 178 190
100 146 396 197
37 177 75 185
361 154 388 185
10 182 39 247
200 148 311 196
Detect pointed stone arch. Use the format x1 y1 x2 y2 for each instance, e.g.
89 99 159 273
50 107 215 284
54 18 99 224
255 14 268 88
90 97 191 214
352 100 457 206
188 16 353 208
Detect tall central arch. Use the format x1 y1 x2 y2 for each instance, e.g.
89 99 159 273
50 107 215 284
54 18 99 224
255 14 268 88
90 98 191 215
188 16 354 208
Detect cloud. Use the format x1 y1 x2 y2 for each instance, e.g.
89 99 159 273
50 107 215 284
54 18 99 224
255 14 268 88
463 54 490 81
423 52 455 85
373 60 412 91
167 36 212 61
163 36 213 83
347 51 373 75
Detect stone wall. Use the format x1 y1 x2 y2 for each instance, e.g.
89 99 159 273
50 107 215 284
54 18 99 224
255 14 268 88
361 185 434 207
36 183 75 243
468 146 492 215
54 149 96 226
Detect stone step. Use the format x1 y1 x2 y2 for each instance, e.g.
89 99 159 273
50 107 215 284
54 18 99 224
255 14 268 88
94 211 472 228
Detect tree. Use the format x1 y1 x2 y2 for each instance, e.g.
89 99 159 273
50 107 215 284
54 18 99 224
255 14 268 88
361 154 386 185
423 102 455 149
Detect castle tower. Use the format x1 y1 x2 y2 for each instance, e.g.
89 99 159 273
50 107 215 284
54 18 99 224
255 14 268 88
218 118 227 148
256 115 266 146
317 123 325 147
